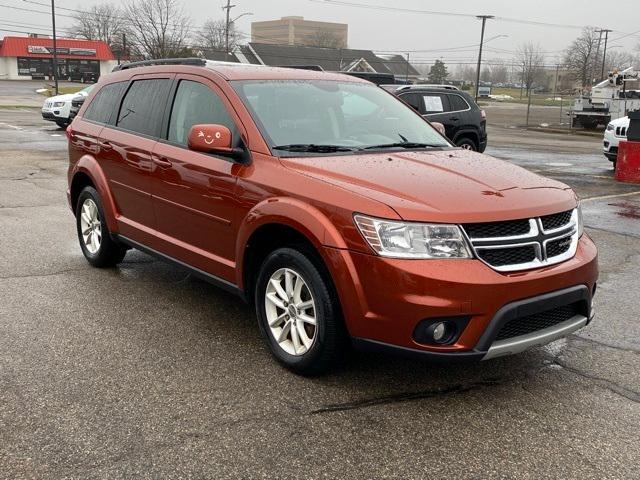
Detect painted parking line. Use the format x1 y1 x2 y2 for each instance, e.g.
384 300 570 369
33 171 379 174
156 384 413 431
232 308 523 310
0 122 23 130
582 190 640 203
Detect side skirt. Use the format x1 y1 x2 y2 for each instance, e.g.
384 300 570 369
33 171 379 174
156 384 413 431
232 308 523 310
114 234 247 302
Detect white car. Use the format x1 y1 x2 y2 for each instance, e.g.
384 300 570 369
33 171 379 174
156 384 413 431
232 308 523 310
603 116 629 165
41 85 94 128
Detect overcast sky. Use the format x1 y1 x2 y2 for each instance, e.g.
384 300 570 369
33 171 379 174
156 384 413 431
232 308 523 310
1 0 639 68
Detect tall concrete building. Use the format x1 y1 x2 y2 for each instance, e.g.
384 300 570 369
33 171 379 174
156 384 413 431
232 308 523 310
251 16 348 48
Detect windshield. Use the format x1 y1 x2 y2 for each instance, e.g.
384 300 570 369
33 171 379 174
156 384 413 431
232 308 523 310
232 80 450 155
79 85 95 95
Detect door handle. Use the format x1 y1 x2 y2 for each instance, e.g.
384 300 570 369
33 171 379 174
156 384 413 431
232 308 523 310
98 140 112 151
450 117 460 121
152 155 173 168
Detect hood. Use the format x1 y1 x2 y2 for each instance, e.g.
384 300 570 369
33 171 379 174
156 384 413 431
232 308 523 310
610 116 629 127
45 93 77 103
280 149 576 223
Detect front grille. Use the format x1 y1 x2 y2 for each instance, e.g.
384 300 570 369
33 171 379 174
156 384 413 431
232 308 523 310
616 126 627 137
463 219 530 238
547 236 572 258
464 209 578 272
495 303 580 341
477 245 537 267
540 210 572 231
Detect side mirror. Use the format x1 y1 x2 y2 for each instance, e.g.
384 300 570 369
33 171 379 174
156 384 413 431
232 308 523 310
188 124 233 154
431 122 446 136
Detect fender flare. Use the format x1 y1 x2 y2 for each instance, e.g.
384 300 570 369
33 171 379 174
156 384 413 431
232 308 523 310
70 155 119 233
234 197 348 288
452 129 480 145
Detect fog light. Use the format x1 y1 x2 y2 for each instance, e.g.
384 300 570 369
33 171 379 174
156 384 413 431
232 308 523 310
432 322 446 342
425 321 456 344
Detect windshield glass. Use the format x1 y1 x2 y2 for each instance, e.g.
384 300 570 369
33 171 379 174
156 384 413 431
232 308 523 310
232 80 450 155
79 85 95 95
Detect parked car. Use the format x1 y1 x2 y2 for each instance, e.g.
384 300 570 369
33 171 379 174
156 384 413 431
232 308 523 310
67 59 597 375
603 116 629 166
68 93 87 121
383 85 488 152
41 84 94 128
69 71 99 83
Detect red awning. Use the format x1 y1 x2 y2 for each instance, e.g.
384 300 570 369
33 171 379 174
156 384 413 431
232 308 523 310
0 36 115 61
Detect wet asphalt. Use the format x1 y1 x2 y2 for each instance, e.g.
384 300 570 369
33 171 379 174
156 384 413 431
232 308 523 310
0 109 639 479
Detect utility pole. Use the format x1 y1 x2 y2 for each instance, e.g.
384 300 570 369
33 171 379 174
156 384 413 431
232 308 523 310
474 15 494 102
405 53 410 83
591 29 603 86
223 0 236 57
601 29 612 80
520 62 525 99
553 64 559 98
50 0 59 95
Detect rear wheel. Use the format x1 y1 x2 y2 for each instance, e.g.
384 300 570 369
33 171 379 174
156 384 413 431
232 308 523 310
76 186 126 268
255 247 345 376
456 136 478 151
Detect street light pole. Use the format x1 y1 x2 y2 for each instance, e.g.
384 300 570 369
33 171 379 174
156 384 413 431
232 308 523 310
223 0 236 57
474 15 494 102
50 0 59 95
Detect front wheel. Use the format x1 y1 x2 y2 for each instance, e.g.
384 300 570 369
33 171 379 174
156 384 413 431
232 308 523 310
456 137 478 151
76 186 127 268
255 247 345 376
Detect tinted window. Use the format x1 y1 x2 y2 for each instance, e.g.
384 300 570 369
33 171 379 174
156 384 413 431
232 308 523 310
117 79 171 137
400 93 423 112
167 80 238 146
449 94 470 111
83 82 127 125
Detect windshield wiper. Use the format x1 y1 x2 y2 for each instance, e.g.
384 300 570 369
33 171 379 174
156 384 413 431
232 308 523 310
361 142 443 150
273 144 358 153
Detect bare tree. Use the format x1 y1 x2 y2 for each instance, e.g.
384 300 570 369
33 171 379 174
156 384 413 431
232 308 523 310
70 3 126 46
122 0 192 59
605 50 639 73
454 64 476 83
304 31 343 48
197 19 240 54
516 42 546 94
563 27 601 88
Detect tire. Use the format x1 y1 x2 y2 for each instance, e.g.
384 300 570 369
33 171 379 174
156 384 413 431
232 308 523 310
55 121 68 129
456 136 478 151
75 186 127 268
255 247 345 376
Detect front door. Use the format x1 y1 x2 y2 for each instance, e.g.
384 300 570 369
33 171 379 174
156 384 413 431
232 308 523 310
150 75 246 282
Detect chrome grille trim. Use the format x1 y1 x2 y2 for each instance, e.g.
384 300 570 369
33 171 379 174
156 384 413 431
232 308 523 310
462 209 579 272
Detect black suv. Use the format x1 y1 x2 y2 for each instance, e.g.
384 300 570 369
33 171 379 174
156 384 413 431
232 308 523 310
382 85 488 152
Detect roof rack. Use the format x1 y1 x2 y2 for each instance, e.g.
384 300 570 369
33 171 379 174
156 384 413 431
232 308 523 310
112 57 206 72
395 84 460 91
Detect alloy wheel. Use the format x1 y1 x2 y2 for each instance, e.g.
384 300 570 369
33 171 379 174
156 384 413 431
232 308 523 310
80 198 102 254
264 268 317 356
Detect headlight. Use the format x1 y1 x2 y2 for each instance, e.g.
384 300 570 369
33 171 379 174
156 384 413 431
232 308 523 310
354 214 472 259
577 203 584 237
606 123 614 131
53 101 66 107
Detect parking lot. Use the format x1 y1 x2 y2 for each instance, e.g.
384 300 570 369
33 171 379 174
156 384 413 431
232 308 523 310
1 102 639 479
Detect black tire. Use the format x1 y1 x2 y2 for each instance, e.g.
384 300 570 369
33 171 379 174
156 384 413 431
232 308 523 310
456 136 478 151
75 186 127 268
255 247 345 376
55 121 68 129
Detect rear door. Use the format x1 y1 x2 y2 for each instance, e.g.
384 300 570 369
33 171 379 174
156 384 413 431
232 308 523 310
149 75 246 282
98 74 173 241
419 92 453 136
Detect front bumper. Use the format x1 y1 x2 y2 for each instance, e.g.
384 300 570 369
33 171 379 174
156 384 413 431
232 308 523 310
324 234 598 360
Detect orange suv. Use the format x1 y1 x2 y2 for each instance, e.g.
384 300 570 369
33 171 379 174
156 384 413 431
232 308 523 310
67 59 598 375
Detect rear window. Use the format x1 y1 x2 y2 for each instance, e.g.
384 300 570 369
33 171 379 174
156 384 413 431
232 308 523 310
449 94 470 111
83 82 127 125
116 79 171 137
